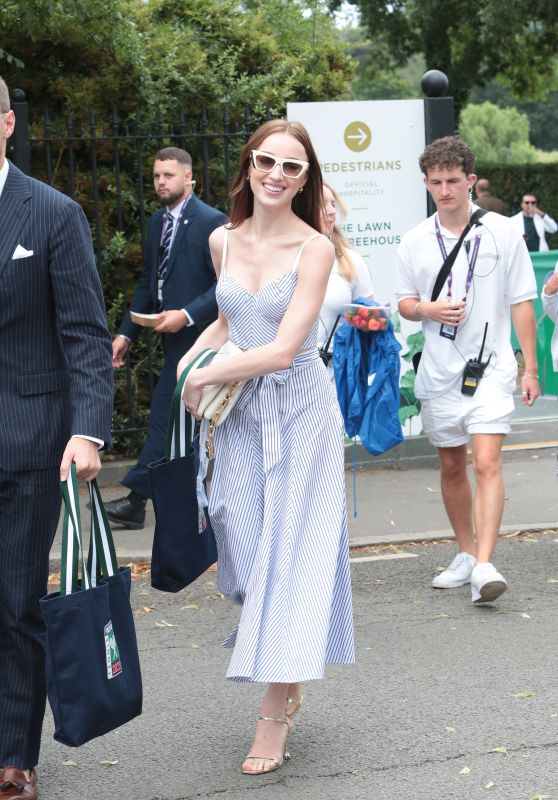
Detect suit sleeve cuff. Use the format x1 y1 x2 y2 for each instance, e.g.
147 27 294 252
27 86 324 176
182 309 194 326
72 434 104 448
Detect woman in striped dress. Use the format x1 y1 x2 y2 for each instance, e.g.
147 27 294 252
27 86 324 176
179 120 354 775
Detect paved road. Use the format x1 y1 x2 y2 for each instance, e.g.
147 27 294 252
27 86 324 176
39 531 558 800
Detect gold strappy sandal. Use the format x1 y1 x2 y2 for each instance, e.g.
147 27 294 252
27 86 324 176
285 692 303 725
241 715 290 776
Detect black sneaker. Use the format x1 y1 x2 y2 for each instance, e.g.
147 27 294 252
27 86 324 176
103 496 146 529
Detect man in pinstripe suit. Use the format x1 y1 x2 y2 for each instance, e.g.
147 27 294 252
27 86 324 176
0 77 113 798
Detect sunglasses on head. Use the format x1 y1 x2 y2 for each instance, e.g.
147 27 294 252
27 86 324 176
250 150 309 180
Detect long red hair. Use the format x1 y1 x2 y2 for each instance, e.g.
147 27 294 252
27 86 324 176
228 119 324 232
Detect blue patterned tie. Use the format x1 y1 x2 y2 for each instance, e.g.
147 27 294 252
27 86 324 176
157 212 174 310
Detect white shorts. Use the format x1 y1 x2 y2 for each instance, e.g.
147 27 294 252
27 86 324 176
420 379 515 448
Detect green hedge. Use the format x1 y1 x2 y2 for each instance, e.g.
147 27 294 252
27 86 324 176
476 163 558 250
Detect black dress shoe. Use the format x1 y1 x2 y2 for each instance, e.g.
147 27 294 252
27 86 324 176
103 496 146 529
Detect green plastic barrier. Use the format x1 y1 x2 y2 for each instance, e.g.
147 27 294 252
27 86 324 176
511 249 558 395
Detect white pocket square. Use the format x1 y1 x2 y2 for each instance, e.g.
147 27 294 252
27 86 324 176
12 245 34 260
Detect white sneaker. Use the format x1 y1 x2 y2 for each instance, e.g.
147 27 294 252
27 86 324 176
432 552 476 589
471 562 508 604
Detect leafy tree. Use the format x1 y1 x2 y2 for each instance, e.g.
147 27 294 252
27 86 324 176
471 77 558 152
340 26 422 100
329 0 558 114
460 102 537 164
0 0 354 116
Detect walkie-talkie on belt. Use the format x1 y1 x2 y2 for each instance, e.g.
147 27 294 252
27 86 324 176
461 323 491 396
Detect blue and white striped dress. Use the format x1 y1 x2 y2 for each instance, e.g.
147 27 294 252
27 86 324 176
209 230 355 683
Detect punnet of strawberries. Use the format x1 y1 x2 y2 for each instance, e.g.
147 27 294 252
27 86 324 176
344 303 391 332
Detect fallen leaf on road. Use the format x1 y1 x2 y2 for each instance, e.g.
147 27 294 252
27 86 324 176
523 537 538 544
412 600 425 605
512 691 536 698
551 713 558 718
180 604 200 611
134 606 154 618
62 760 77 767
207 592 225 601
99 759 119 766
191 643 200 649
154 620 176 628
489 746 508 755
437 613 450 619
530 795 550 800
485 781 494 789
445 726 456 733
459 766 470 775
389 544 404 554
426 487 438 493
521 613 531 619
547 578 558 584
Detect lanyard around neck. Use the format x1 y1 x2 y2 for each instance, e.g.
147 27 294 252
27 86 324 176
434 216 481 302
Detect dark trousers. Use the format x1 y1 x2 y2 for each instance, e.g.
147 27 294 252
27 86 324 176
122 361 177 499
0 467 60 769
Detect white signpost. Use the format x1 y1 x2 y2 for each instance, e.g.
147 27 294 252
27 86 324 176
287 99 427 306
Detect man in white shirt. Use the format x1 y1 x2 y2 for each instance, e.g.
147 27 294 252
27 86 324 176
395 136 539 605
511 194 557 252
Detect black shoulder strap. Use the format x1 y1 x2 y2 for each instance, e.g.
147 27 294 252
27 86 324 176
430 208 487 302
323 314 341 353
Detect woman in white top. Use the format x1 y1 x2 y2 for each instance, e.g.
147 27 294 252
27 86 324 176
318 183 374 358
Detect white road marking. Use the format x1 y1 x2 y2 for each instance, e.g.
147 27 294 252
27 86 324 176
350 552 418 563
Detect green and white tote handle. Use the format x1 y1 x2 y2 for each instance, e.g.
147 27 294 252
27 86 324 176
60 464 119 596
168 349 215 532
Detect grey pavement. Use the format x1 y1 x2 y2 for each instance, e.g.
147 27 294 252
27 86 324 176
40 532 558 799
40 391 558 798
51 391 558 563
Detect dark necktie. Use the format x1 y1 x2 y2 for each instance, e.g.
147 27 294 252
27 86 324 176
157 213 174 309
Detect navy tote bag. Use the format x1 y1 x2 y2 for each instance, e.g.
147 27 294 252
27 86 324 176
149 350 218 592
39 467 142 747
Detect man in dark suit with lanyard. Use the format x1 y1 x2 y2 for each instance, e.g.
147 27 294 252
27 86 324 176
0 76 113 799
106 147 226 528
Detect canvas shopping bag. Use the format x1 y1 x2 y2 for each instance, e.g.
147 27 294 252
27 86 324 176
39 466 142 747
148 349 218 592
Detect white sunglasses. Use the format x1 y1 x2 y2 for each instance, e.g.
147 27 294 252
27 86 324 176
250 149 310 180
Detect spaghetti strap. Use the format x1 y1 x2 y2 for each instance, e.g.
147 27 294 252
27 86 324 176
291 233 323 272
221 228 230 272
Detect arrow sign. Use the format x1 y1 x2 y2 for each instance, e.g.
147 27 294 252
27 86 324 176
344 121 372 152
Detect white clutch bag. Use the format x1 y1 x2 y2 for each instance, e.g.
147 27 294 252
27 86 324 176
196 340 246 427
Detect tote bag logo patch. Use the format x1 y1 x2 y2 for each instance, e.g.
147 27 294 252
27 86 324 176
104 620 123 679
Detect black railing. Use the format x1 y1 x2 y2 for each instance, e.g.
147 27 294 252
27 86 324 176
10 94 267 453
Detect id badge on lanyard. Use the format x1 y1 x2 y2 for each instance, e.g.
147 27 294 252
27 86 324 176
435 218 481 340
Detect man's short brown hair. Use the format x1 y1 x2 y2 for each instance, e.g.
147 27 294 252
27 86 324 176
419 136 475 177
154 147 192 169
0 75 10 114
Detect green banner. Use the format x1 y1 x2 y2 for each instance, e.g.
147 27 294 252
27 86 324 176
511 249 558 395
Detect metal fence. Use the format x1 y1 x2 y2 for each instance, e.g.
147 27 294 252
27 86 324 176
9 92 265 450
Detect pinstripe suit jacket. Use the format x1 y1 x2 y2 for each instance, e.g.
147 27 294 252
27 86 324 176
0 161 113 471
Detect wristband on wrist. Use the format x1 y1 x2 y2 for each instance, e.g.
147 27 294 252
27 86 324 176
524 372 538 379
414 301 423 319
